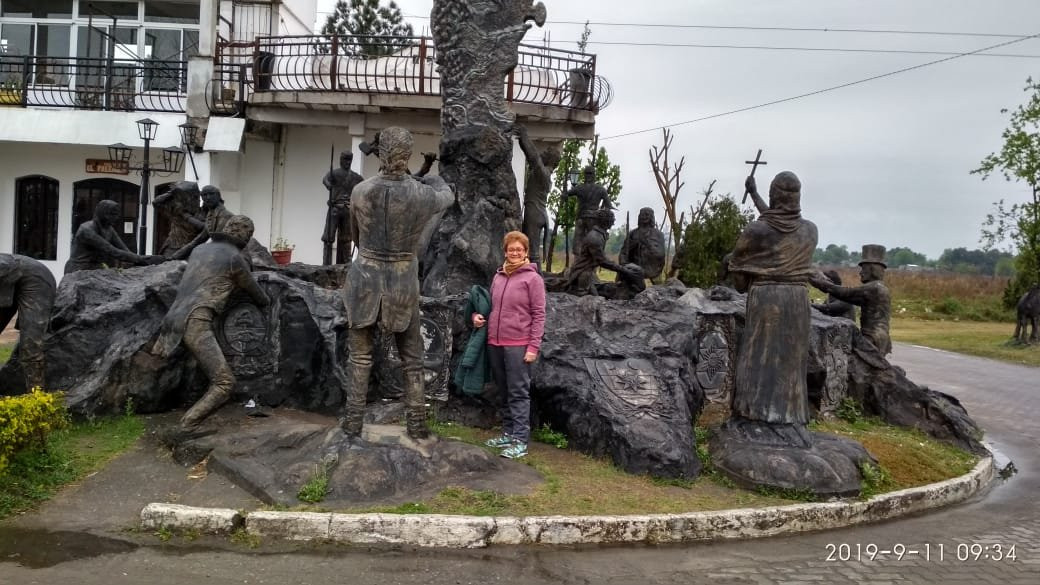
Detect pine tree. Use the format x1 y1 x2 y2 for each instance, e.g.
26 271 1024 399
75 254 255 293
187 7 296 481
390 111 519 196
320 0 415 57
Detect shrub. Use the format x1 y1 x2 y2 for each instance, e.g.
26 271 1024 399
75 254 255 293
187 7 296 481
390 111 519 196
835 398 863 424
933 296 963 315
0 388 68 475
532 423 568 449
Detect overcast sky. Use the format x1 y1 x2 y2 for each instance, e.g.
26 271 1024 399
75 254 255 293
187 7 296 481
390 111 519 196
315 0 1040 259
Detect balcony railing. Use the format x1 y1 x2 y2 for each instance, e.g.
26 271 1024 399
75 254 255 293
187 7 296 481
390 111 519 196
212 34 613 115
0 55 187 113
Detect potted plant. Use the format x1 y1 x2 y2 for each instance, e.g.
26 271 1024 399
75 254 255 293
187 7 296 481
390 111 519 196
271 237 294 265
0 76 22 106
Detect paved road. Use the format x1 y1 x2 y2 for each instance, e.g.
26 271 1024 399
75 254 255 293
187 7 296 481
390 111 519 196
1 343 1037 584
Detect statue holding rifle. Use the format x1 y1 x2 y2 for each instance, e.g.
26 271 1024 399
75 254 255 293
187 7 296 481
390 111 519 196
322 149 364 265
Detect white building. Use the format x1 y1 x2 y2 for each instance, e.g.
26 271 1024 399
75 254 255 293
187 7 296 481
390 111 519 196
1 0 606 280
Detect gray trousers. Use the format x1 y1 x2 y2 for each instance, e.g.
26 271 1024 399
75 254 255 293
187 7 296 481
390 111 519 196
488 344 532 444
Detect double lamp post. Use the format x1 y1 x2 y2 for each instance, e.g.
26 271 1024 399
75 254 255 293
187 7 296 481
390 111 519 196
107 118 200 254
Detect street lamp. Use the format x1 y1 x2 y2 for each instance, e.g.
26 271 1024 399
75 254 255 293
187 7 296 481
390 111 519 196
567 168 581 188
107 118 187 254
178 121 200 180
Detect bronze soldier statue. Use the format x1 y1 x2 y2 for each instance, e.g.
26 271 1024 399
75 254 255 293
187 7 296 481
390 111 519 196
1 254 56 390
340 127 454 440
618 207 666 281
810 245 892 355
65 200 163 273
153 181 205 257
321 150 365 265
727 171 818 434
564 166 612 255
514 124 561 269
153 215 270 429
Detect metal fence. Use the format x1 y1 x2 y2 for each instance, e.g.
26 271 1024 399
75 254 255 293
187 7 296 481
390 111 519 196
212 34 612 114
0 55 187 113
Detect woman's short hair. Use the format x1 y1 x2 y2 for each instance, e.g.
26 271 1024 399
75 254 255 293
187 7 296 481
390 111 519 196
502 231 529 252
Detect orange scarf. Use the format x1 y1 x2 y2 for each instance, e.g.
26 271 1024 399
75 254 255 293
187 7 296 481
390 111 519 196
502 256 529 276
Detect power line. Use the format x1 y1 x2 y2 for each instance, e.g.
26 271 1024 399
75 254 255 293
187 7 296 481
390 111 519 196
547 21 1033 39
319 13 1040 58
571 40 1040 59
600 31 1040 141
400 14 1033 39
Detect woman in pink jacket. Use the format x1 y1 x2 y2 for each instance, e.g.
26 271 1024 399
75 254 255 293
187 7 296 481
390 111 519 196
472 231 546 459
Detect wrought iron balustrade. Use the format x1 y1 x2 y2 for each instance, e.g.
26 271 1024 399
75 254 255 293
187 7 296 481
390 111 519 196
0 54 187 113
213 34 612 114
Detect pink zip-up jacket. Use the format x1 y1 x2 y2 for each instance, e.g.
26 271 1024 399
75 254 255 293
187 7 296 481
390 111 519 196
487 263 546 355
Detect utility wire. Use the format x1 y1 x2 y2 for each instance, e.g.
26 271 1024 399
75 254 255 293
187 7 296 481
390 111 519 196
543 21 1032 39
399 14 1032 39
565 40 1040 59
601 31 1040 141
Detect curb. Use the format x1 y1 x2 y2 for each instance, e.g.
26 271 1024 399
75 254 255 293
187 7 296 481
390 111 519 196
140 456 994 548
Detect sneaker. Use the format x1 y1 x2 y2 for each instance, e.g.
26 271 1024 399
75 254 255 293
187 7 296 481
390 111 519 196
485 435 512 448
500 442 528 459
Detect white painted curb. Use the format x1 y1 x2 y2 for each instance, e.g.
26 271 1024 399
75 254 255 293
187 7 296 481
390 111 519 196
141 503 243 534
140 457 994 548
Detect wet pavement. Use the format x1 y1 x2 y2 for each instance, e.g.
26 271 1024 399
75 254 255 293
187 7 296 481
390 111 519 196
0 343 1037 584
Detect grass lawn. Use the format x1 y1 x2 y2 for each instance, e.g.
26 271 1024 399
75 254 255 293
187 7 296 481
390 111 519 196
891 317 1040 367
316 412 977 516
0 344 12 364
0 414 145 520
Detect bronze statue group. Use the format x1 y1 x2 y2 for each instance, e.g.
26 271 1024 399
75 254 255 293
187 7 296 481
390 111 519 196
2 129 894 460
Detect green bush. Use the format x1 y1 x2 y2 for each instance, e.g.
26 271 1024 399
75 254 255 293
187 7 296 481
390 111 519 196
532 423 568 449
0 389 67 475
933 296 963 315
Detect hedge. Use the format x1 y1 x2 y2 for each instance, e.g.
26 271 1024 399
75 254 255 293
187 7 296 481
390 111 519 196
0 388 67 475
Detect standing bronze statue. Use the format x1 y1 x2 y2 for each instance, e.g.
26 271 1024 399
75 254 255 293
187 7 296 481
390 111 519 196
65 200 164 273
727 171 818 430
322 150 365 265
1 254 56 390
618 207 666 281
153 215 270 429
340 127 455 440
564 166 612 255
514 124 561 269
810 245 892 356
153 181 205 257
714 172 876 497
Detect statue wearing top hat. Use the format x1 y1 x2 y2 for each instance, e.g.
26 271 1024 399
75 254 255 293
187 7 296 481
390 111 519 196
810 244 892 356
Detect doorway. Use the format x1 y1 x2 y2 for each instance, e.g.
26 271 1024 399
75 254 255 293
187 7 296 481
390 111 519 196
72 178 139 253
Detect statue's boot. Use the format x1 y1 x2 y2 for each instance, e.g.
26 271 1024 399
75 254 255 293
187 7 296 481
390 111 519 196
181 386 230 429
340 364 370 437
404 368 429 440
21 358 46 391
